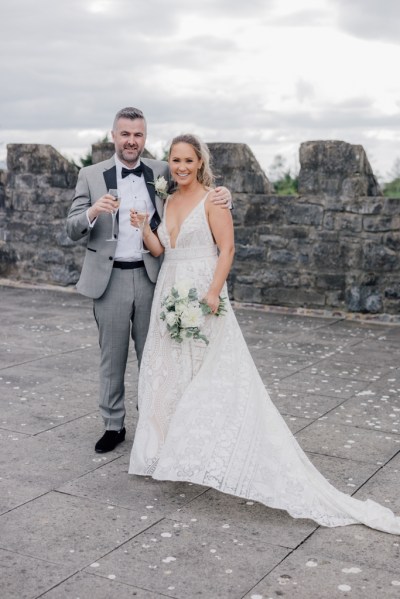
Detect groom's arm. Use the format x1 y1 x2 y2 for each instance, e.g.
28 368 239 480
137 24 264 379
67 168 118 240
66 169 92 241
210 186 232 209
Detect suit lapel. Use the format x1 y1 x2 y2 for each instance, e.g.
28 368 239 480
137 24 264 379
102 159 164 232
141 161 163 230
141 162 156 209
102 163 119 226
103 165 117 192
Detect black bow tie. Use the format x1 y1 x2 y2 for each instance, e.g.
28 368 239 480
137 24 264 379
121 164 143 178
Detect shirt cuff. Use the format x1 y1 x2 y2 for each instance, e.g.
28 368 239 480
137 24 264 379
86 209 97 228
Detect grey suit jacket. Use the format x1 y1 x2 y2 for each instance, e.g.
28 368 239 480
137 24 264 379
66 156 170 299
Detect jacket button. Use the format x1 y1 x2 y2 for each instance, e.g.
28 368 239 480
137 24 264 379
109 256 113 260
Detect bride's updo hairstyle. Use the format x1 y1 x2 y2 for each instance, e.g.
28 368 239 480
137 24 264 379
169 134 214 188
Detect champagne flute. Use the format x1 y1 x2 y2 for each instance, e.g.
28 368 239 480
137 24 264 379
132 199 149 254
106 188 120 242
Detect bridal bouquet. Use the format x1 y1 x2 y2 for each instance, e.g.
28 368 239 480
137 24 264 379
160 281 227 345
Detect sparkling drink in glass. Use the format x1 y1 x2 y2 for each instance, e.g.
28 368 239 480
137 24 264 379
106 188 120 241
132 199 149 253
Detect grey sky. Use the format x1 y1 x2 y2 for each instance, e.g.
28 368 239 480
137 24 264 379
1 0 400 180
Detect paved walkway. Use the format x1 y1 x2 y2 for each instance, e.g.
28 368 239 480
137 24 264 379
1 283 400 599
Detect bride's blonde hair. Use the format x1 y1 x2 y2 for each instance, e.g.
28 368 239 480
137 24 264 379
168 134 214 188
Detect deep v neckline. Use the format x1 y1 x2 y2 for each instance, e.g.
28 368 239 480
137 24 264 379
165 191 210 249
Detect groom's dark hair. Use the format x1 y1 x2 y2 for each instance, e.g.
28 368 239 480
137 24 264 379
113 107 146 130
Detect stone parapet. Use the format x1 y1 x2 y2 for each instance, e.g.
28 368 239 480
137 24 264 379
0 144 80 283
0 140 399 314
298 140 381 197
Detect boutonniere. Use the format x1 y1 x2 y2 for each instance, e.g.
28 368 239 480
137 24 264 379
150 175 169 199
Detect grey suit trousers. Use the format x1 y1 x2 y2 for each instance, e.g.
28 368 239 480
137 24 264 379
93 266 155 430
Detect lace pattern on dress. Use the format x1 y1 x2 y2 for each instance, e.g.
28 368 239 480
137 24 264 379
129 193 400 534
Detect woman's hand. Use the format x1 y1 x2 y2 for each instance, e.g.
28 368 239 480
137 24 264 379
203 290 220 314
130 209 148 229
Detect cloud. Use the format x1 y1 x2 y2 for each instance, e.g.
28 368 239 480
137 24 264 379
269 8 332 27
1 0 400 180
333 0 400 44
295 79 316 104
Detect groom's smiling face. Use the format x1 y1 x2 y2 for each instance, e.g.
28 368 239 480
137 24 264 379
112 117 147 166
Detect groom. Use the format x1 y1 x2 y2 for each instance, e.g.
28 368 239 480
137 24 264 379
66 106 231 453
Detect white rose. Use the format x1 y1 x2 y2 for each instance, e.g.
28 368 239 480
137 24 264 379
174 280 193 298
166 311 178 327
174 302 186 316
155 176 168 195
180 304 204 329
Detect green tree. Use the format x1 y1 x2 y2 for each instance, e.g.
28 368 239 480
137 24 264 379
73 134 109 169
269 154 298 195
383 158 400 198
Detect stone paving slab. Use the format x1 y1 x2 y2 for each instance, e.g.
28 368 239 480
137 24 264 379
0 415 125 490
282 414 312 434
235 309 337 334
336 345 400 367
249 349 315 379
14 333 98 356
0 344 54 369
295 420 400 463
0 370 138 434
58 455 207 515
300 524 400 575
243 545 400 599
354 453 400 511
268 388 344 419
0 548 76 599
0 323 88 350
0 476 48 516
363 379 400 398
270 332 347 360
318 394 400 435
246 335 340 358
87 517 291 599
304 453 380 494
299 358 394 383
366 371 400 393
271 371 368 399
0 356 99 401
383 327 400 342
1 284 400 599
166 488 317 549
0 491 157 568
351 336 400 355
1 381 96 435
324 319 396 338
40 571 166 599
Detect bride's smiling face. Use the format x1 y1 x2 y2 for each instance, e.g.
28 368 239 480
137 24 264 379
168 142 203 187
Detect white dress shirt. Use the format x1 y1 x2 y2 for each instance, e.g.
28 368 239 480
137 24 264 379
87 154 155 262
114 155 155 262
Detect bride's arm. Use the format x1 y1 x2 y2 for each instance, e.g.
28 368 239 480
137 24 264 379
130 210 164 257
204 200 235 313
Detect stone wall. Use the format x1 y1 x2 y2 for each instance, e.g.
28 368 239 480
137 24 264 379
0 144 81 285
0 140 399 314
226 141 400 314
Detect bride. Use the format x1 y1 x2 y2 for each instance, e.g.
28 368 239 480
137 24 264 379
128 133 400 535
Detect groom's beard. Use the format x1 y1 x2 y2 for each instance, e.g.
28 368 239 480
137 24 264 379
119 145 142 166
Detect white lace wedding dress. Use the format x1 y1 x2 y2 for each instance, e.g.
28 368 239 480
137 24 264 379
129 193 400 534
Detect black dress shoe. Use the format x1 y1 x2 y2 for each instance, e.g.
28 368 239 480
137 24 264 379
95 428 126 453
